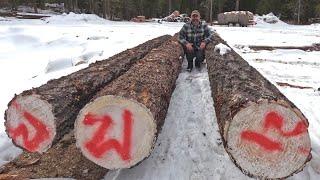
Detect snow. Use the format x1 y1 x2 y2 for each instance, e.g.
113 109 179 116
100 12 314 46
0 13 319 179
254 12 287 26
214 43 231 55
44 12 110 24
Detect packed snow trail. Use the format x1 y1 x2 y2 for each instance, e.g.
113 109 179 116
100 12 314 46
104 60 249 180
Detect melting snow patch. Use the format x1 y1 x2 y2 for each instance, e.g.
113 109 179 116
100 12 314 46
214 43 231 56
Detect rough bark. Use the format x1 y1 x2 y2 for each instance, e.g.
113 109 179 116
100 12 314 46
74 35 183 169
4 35 171 153
206 33 312 179
0 131 107 180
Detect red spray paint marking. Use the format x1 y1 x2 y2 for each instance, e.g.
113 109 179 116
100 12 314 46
241 131 283 151
263 111 308 137
8 101 50 152
83 109 133 161
241 111 308 152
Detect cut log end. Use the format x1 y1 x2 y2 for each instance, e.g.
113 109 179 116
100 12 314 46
226 101 311 178
5 95 56 153
75 95 157 169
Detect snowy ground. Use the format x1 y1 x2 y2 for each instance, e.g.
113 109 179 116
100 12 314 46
0 13 319 179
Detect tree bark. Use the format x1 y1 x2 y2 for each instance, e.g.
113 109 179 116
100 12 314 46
11 0 17 11
236 0 240 11
205 33 311 179
4 35 171 153
74 35 183 169
107 0 111 19
102 0 107 19
0 131 107 180
33 0 38 13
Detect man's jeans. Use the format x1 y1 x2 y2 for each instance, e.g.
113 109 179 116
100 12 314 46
183 46 205 69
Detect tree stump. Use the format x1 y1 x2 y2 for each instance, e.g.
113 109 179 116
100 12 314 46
206 33 312 179
4 35 171 153
74 35 183 169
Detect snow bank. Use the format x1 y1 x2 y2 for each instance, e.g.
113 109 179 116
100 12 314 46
214 43 231 56
255 13 287 26
44 12 110 24
0 17 9 21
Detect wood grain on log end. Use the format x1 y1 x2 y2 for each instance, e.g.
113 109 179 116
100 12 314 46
5 95 56 153
226 101 311 179
75 95 157 169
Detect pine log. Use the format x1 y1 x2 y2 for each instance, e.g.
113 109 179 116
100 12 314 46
206 33 312 179
4 35 171 153
0 131 108 180
74 35 183 169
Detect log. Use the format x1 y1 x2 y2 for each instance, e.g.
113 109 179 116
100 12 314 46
74 35 183 169
206 33 312 179
4 35 171 153
0 131 108 180
248 44 320 51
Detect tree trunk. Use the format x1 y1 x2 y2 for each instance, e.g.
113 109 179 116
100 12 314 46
74 0 78 12
107 0 111 19
11 0 17 11
89 0 94 13
236 0 240 11
64 0 69 13
4 35 171 153
205 33 311 179
0 131 107 179
33 0 38 13
74 35 183 169
102 0 107 19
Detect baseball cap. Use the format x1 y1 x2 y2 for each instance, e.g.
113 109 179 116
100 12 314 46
191 10 200 17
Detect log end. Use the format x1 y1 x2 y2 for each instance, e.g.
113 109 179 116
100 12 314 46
4 95 56 153
75 95 157 169
226 101 311 178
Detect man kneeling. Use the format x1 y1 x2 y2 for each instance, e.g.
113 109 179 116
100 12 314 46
178 10 213 72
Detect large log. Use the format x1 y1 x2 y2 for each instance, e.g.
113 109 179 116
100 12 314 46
206 33 312 179
4 35 171 153
74 35 183 169
0 131 107 180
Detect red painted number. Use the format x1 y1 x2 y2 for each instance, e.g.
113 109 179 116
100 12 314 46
241 111 308 152
8 102 50 152
83 109 133 161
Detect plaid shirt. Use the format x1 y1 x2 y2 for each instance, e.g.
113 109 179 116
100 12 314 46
179 21 213 50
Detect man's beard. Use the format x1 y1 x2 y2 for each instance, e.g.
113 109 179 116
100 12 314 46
192 19 199 24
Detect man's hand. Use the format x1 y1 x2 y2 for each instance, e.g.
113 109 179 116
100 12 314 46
186 43 193 52
200 42 206 50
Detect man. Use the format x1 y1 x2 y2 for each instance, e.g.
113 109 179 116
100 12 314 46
179 10 213 72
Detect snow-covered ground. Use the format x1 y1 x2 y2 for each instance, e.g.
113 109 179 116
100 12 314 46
0 13 319 179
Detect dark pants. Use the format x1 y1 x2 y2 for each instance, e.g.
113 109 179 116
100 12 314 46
183 46 205 69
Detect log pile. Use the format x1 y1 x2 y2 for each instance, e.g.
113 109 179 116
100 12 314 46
4 35 171 153
1 35 183 178
206 33 312 179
